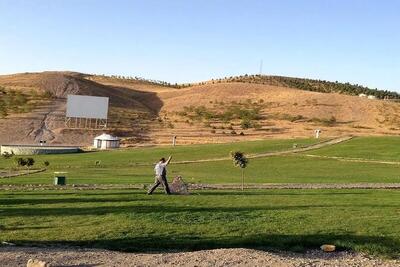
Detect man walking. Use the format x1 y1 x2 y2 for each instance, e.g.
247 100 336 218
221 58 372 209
147 156 172 195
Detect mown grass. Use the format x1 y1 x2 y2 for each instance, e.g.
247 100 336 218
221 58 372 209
0 138 320 184
2 137 400 185
0 189 399 258
308 136 400 161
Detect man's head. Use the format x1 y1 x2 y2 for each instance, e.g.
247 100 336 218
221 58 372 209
159 157 166 163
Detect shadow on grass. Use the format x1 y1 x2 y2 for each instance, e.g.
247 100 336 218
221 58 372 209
9 234 400 258
0 196 150 205
195 191 370 196
2 202 397 217
1 191 147 197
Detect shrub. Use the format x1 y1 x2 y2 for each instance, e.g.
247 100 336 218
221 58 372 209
241 119 252 129
26 158 35 169
253 123 262 130
15 157 27 167
210 129 216 134
231 130 237 135
1 151 14 159
43 161 50 167
239 132 245 136
167 122 174 129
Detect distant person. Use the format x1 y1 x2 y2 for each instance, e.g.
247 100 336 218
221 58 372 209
147 156 172 195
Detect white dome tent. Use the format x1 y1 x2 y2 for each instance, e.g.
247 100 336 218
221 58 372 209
93 133 120 150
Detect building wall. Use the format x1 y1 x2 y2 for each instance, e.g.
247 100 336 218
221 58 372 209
0 145 80 155
94 139 120 149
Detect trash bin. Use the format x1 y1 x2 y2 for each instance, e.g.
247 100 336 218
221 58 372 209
54 172 67 185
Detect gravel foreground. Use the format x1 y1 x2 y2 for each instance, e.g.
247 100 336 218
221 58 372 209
1 247 399 267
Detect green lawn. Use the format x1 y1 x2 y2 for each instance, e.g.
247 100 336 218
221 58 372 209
308 136 400 161
1 189 399 258
0 137 318 170
2 137 400 185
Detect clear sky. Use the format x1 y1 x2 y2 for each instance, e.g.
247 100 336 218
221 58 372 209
0 0 399 91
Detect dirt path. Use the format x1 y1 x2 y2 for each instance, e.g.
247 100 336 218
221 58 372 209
304 154 400 165
0 168 46 179
128 136 354 166
0 246 398 267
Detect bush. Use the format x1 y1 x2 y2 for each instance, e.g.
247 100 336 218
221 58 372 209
43 161 50 167
26 158 35 169
241 119 252 129
15 157 27 167
254 123 262 130
1 151 14 159
239 132 245 136
210 129 216 134
231 130 237 135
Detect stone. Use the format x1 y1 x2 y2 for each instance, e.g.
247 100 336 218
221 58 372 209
170 176 189 195
27 259 50 267
320 244 336 252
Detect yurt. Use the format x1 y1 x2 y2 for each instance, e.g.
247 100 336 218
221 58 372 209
93 133 120 150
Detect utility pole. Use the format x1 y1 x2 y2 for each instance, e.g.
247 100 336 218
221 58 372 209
259 59 263 75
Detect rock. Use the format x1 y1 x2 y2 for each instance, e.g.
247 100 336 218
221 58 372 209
27 259 50 267
170 176 190 195
320 244 336 252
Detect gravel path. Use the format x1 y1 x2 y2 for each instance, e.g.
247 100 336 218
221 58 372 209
2 182 400 191
1 246 399 267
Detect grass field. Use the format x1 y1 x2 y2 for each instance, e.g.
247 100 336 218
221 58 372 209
0 138 320 184
309 136 400 161
1 136 400 258
1 136 400 185
1 189 399 258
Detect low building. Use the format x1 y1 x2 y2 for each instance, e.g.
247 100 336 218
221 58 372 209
367 95 377 99
93 133 120 149
0 145 80 155
358 93 367 98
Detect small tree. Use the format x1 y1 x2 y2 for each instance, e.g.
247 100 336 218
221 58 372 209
1 151 14 159
43 161 50 168
26 158 35 170
15 157 27 168
230 151 249 190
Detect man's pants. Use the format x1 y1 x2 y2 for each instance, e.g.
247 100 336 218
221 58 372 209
147 175 171 195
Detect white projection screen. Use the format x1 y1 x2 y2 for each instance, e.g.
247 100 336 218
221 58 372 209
66 95 109 119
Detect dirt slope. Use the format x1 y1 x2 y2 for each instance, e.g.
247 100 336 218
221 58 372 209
1 72 400 146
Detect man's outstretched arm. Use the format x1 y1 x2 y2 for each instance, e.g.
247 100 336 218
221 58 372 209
165 156 172 165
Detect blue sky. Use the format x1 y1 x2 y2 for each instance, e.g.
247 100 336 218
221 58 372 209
0 0 399 91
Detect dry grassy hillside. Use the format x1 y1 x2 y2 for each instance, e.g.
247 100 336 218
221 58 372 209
0 71 400 146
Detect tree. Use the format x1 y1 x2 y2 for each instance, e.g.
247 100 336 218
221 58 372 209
15 157 27 168
230 151 249 190
43 161 50 168
1 151 14 159
26 158 35 170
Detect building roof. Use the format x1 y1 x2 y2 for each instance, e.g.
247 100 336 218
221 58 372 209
94 133 119 141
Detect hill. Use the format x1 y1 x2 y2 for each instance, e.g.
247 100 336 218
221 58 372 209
1 71 400 146
199 74 400 99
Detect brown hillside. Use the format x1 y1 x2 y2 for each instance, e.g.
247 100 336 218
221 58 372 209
1 71 400 146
